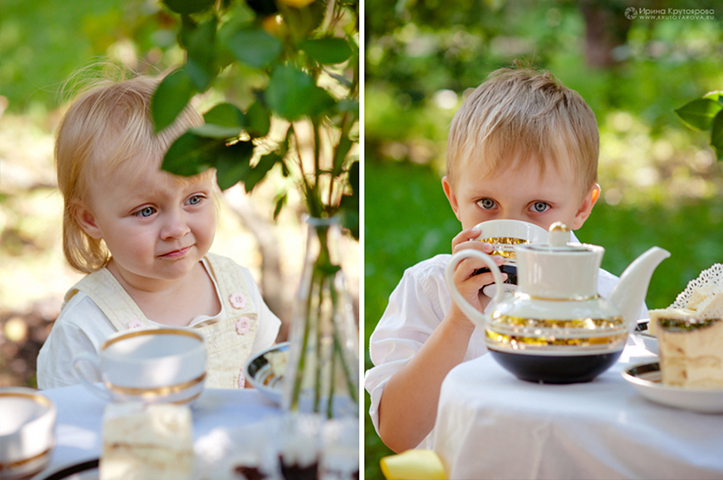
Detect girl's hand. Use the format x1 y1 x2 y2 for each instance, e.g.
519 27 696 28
446 227 507 327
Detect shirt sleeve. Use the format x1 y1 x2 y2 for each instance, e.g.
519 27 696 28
36 295 111 389
364 256 453 447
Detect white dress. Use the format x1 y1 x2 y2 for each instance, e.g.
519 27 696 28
37 253 281 389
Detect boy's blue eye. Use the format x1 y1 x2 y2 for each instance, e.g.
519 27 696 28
187 195 203 205
477 198 496 209
531 201 550 213
135 207 155 218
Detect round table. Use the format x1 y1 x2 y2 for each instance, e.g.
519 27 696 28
433 342 723 479
31 385 282 478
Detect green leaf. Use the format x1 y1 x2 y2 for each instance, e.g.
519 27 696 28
710 110 723 160
675 99 723 132
265 65 335 120
337 99 359 114
204 103 245 128
332 134 353 176
704 91 723 103
273 191 288 220
162 0 216 15
190 124 241 139
214 141 255 190
246 101 270 137
338 160 359 239
280 1 326 43
185 17 218 91
223 28 282 68
244 153 281 191
301 37 353 64
162 132 219 176
151 69 197 133
178 15 198 49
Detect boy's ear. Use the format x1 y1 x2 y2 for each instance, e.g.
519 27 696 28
572 183 601 229
72 201 103 239
442 176 461 220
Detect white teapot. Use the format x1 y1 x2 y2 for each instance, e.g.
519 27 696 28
445 222 670 383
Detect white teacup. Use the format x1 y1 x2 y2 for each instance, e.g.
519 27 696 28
472 219 551 297
72 327 207 404
0 388 56 479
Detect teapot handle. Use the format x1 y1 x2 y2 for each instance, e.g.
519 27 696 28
445 250 506 330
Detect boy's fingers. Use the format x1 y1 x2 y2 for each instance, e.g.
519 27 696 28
451 227 481 247
452 238 494 254
453 254 505 280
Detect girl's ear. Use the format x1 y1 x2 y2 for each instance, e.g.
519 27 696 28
73 201 103 239
442 176 461 220
572 183 601 230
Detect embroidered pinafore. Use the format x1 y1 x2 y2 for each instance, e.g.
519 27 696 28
63 253 259 388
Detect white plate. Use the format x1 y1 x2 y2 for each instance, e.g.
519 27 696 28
622 361 723 413
32 459 98 480
243 342 289 405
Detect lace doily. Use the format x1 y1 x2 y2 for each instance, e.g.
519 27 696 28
671 263 723 309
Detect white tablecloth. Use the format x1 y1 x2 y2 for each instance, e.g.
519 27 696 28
433 343 723 480
34 385 282 476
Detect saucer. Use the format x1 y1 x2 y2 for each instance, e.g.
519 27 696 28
622 361 723 413
243 342 290 405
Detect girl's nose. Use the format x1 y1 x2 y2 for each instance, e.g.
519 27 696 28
160 210 191 239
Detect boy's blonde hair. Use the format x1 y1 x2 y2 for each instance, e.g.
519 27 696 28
55 73 204 273
446 68 599 197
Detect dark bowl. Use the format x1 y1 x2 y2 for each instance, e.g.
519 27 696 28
489 348 624 384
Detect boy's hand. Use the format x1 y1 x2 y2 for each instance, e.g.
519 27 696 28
446 227 507 327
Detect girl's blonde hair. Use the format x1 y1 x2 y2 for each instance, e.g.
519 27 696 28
56 73 204 273
446 68 599 198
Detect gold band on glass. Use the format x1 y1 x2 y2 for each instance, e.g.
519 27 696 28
0 390 53 407
513 292 601 302
105 372 206 397
492 315 625 330
487 330 629 347
102 328 203 350
172 391 202 405
0 447 52 471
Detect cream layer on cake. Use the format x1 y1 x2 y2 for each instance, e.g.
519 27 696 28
649 308 723 388
100 403 193 480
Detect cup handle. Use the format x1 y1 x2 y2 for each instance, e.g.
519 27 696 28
72 353 111 401
445 250 506 330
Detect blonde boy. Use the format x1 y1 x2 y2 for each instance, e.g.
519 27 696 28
364 68 647 452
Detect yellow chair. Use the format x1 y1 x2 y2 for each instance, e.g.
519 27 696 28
380 449 447 480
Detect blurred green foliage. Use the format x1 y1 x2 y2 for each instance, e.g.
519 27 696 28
0 0 182 113
365 1 723 478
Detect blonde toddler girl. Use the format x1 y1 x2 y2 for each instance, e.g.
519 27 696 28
37 74 280 389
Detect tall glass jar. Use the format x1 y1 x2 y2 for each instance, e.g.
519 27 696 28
281 216 359 419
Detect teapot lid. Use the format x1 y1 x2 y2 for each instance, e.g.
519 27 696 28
517 222 598 254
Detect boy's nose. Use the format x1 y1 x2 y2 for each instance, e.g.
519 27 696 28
160 210 191 239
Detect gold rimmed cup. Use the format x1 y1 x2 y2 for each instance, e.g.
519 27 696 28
473 220 549 297
0 388 56 479
73 327 207 405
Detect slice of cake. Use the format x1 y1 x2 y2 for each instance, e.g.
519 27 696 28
100 403 194 480
649 308 723 388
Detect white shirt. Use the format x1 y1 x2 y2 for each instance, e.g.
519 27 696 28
37 258 281 389
364 248 648 449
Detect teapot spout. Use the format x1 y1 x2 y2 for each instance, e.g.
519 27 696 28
608 247 670 328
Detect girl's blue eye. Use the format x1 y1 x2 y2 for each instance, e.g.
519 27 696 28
477 198 496 210
135 207 155 218
531 201 550 213
187 195 202 205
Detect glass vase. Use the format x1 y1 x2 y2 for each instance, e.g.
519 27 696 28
281 216 359 419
